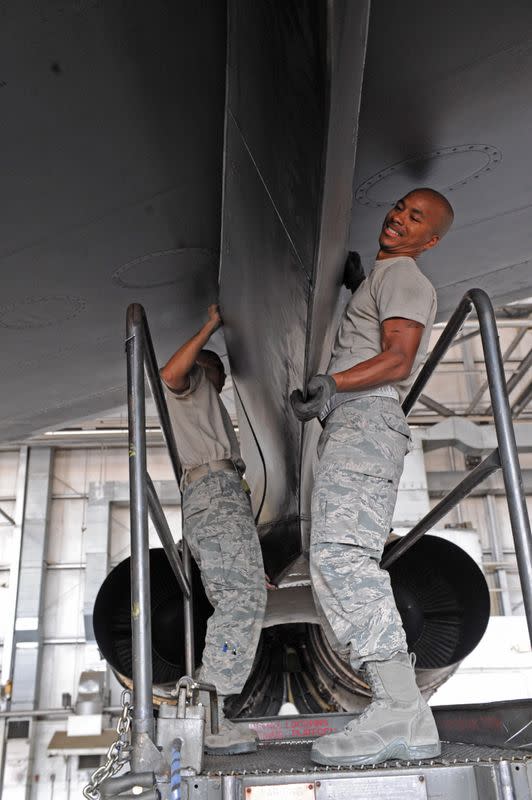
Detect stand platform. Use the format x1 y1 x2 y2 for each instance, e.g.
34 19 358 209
142 703 532 798
188 711 532 799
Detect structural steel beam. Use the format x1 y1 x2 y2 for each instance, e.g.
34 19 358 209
418 394 455 417
426 469 532 497
466 328 527 414
420 417 532 454
512 379 532 417
486 347 532 415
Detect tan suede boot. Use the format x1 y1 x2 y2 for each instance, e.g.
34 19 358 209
311 653 440 766
204 695 258 755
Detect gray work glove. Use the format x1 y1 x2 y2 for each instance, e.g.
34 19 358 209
290 374 336 422
343 251 365 293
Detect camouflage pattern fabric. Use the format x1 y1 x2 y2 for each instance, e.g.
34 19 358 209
310 396 412 669
182 469 266 695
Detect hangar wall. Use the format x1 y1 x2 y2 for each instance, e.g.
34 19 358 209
0 446 179 799
0 434 530 798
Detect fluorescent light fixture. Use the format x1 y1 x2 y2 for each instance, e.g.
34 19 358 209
43 425 239 436
15 617 39 631
42 428 161 436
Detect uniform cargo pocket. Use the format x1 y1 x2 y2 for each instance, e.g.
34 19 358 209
318 438 397 482
311 469 396 551
380 411 413 453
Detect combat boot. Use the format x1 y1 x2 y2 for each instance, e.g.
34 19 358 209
311 653 440 766
204 695 258 755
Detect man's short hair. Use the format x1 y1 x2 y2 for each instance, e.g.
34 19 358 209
407 187 454 237
197 349 223 370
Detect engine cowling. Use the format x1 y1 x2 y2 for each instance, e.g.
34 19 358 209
93 535 490 714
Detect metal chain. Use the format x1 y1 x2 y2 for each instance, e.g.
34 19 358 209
82 690 133 800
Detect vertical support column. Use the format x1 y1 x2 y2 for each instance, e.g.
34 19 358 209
0 447 29 688
142 312 194 677
472 290 532 645
0 447 28 798
10 448 53 712
485 494 513 617
182 532 195 677
126 306 154 753
0 448 52 800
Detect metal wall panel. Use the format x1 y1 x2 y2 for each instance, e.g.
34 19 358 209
43 571 85 640
0 452 20 498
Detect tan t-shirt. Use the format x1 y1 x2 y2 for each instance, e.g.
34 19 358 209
327 256 437 403
162 365 245 473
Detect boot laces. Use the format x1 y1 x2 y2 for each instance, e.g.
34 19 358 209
343 699 387 734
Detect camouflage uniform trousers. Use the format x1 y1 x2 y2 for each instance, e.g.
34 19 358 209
182 468 267 696
310 396 412 669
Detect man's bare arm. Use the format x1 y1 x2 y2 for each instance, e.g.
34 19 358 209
160 304 222 392
331 317 424 392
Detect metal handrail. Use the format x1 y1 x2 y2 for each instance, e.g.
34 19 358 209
126 303 195 758
382 289 532 646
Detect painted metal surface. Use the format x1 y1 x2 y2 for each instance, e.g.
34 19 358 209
244 785 315 799
434 699 532 750
351 0 532 317
220 0 370 568
196 740 532 799
314 775 427 799
1 2 532 443
126 304 155 753
126 303 195 687
0 0 226 443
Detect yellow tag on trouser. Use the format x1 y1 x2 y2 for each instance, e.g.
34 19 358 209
240 478 251 495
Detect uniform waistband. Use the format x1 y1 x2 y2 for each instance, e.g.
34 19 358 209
182 458 239 489
319 385 400 422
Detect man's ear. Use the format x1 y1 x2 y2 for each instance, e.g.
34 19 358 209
422 234 440 252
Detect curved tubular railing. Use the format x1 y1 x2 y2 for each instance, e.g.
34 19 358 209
126 303 195 752
382 289 532 646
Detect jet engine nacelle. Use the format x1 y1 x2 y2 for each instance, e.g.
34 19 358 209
93 535 489 714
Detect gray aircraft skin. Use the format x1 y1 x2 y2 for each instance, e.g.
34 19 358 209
1 0 532 564
1 0 532 447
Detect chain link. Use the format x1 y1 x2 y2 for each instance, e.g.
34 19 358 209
82 690 133 800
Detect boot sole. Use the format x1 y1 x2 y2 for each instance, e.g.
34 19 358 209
311 739 441 767
205 740 258 756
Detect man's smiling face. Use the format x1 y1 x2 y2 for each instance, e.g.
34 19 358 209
378 191 443 259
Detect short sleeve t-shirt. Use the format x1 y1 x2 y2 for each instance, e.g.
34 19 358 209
162 365 245 473
327 256 437 402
